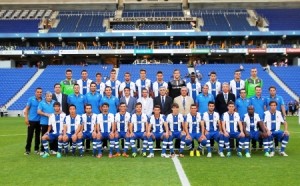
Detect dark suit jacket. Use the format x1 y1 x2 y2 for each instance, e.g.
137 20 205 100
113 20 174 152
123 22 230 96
153 95 173 115
52 93 69 115
120 96 137 114
215 92 236 116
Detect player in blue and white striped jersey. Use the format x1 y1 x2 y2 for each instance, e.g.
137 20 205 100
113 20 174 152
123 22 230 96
200 101 222 158
81 104 98 157
166 103 186 158
61 104 83 157
147 105 168 158
264 101 290 157
97 103 115 158
41 102 66 158
219 101 245 158
185 104 206 157
113 102 131 158
129 102 148 157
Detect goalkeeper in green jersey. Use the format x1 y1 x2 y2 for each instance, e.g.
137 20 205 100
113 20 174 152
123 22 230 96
60 69 77 95
245 68 263 98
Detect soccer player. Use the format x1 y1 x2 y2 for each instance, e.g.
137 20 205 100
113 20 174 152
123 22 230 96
185 104 206 157
114 102 131 158
95 72 106 96
186 72 201 102
81 104 98 157
243 105 269 158
85 82 102 114
60 69 77 95
230 70 245 99
235 89 250 120
152 71 168 98
41 102 66 158
136 69 152 98
166 103 186 158
147 105 169 158
129 102 148 157
168 69 186 100
205 71 221 99
119 72 136 97
97 103 115 158
219 101 245 157
67 84 85 115
24 88 42 155
265 86 286 117
245 68 263 98
201 101 222 158
264 101 289 157
77 70 92 95
61 104 83 156
196 84 214 115
99 86 119 115
37 91 55 155
105 69 121 98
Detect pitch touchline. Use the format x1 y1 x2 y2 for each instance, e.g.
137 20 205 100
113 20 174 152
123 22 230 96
0 134 26 137
172 156 191 186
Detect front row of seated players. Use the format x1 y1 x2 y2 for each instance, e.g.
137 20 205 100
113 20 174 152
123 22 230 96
40 100 289 158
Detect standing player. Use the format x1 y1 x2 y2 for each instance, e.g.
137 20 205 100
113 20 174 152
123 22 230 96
230 70 245 99
106 69 121 98
61 105 83 156
81 104 98 156
264 101 289 157
130 102 148 157
205 71 221 99
152 71 168 98
119 72 136 97
166 103 186 158
24 88 43 155
41 102 66 158
136 69 152 98
245 68 263 98
201 101 222 158
85 82 102 114
219 101 245 157
186 72 201 102
114 102 131 158
235 89 250 120
265 86 286 117
60 69 77 95
97 103 115 158
77 70 92 95
185 104 206 157
100 86 119 115
67 84 85 115
95 72 106 96
168 69 186 100
196 84 215 115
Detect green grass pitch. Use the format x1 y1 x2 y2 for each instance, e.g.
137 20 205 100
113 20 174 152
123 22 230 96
0 117 300 186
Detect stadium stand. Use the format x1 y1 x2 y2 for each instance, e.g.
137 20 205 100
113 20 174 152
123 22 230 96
122 9 184 17
0 19 40 33
0 68 37 106
271 66 300 97
9 65 113 110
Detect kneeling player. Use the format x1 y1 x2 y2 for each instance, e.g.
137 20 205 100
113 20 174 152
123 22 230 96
219 101 245 157
81 104 99 157
130 102 148 157
41 102 66 158
97 103 115 158
201 101 222 158
185 104 206 157
243 106 269 157
264 101 289 157
61 104 83 157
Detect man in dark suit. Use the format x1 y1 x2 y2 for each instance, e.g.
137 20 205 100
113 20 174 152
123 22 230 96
120 87 137 114
215 82 236 117
153 86 172 116
51 83 68 153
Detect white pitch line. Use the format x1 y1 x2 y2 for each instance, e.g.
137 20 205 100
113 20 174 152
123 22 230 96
172 156 191 186
0 134 26 137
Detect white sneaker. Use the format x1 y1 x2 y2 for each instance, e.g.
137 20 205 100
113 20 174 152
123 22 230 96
280 152 288 157
219 152 225 158
39 151 45 156
50 150 57 155
147 153 154 158
270 151 275 157
161 153 170 158
207 152 212 158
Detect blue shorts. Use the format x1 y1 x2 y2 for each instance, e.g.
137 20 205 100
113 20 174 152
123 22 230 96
249 131 260 141
117 131 127 139
48 133 59 141
172 131 181 139
101 132 113 140
271 130 285 141
206 131 220 141
134 132 145 140
153 132 163 140
189 133 201 141
83 132 92 140
66 133 76 140
223 132 241 140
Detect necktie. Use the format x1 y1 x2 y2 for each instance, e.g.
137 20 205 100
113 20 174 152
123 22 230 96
161 96 165 110
224 93 228 103
183 97 186 110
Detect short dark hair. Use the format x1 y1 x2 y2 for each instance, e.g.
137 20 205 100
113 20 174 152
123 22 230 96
74 83 79 87
208 101 215 106
54 83 60 88
255 86 261 90
96 72 102 77
85 103 92 109
135 102 142 107
69 104 76 109
36 87 42 91
235 69 240 73
90 82 96 87
157 71 163 75
105 86 112 91
190 72 196 76
124 87 130 91
101 102 109 107
269 100 278 106
110 69 116 73
81 70 87 74
269 86 276 91
124 72 131 76
190 103 197 108
227 101 235 106
53 101 61 107
119 102 126 107
209 71 216 76
172 103 179 108
65 69 72 73
140 69 146 73
240 88 246 93
154 105 161 109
